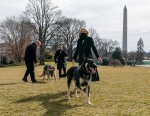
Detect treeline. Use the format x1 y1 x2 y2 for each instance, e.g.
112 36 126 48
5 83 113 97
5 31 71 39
0 0 119 64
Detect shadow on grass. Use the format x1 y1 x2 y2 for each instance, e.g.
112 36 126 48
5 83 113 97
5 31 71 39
15 91 82 116
0 82 23 86
0 81 48 86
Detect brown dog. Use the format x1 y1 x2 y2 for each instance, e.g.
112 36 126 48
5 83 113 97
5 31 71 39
38 65 57 81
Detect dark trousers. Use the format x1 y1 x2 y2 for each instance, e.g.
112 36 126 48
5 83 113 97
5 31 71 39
57 63 66 78
23 62 36 82
59 67 66 78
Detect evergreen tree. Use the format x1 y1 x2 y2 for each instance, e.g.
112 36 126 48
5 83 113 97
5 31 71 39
112 47 125 65
136 38 144 64
112 47 123 60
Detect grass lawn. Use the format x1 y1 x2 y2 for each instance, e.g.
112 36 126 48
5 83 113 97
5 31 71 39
0 62 150 116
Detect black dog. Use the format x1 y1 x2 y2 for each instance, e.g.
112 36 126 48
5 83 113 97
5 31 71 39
61 59 97 105
38 65 57 81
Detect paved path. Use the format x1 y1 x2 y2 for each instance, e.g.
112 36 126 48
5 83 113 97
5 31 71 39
136 65 150 67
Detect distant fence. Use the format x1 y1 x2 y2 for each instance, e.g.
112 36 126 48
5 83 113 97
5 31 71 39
135 60 150 67
142 60 150 65
136 60 150 67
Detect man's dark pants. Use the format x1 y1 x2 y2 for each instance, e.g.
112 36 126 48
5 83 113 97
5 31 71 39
23 61 36 82
57 63 66 78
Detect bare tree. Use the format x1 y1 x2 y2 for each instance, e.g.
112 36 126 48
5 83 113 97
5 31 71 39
89 28 102 49
25 0 61 64
89 28 119 58
89 28 103 60
0 16 34 63
147 51 150 59
101 39 119 57
128 51 136 60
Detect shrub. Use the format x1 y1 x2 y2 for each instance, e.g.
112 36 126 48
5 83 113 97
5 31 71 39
102 57 109 66
120 58 126 65
9 60 15 64
109 59 122 67
43 52 54 60
127 60 136 65
2 56 8 65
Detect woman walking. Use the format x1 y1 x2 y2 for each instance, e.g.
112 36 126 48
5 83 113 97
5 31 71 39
72 27 102 81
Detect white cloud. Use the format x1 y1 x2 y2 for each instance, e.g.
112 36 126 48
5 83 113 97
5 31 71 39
52 0 72 10
0 0 28 20
52 0 150 51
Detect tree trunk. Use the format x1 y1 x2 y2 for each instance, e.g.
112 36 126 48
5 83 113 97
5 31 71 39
39 45 45 65
68 47 73 61
17 55 22 63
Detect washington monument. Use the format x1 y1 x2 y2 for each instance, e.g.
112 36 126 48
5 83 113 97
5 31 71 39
122 5 127 52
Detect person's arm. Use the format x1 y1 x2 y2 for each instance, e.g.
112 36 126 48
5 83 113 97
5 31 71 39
73 40 80 60
90 38 102 63
31 46 37 64
90 38 99 58
54 51 58 63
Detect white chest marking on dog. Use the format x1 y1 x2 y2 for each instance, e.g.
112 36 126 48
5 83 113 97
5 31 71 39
85 63 89 71
85 63 88 67
80 78 84 83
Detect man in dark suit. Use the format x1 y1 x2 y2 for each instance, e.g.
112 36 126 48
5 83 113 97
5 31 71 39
54 44 68 78
22 40 41 83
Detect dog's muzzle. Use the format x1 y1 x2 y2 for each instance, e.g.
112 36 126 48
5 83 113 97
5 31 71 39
89 67 96 74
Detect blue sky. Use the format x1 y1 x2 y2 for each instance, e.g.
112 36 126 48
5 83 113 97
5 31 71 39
0 0 150 52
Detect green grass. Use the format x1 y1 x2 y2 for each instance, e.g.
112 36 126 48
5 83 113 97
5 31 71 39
0 62 150 116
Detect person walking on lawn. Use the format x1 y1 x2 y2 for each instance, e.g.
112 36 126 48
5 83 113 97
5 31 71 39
22 40 41 83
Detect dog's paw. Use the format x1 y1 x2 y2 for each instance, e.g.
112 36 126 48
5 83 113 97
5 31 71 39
75 94 79 98
87 101 93 105
88 102 93 105
80 92 85 98
67 97 71 100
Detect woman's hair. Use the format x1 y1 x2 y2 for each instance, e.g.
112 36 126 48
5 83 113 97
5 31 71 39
79 27 90 37
34 40 41 47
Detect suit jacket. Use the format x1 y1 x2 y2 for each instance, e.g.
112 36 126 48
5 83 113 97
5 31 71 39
24 42 37 64
54 49 68 64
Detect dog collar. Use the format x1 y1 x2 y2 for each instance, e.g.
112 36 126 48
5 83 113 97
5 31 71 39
80 67 91 75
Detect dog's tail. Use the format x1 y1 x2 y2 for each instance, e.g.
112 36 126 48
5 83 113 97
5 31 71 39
38 71 44 77
38 68 46 77
60 73 67 78
38 74 43 77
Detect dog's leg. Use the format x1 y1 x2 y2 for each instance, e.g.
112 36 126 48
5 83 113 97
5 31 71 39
80 88 84 98
54 74 57 82
75 80 84 98
67 76 72 100
76 84 84 98
43 75 45 81
53 70 57 81
68 88 71 100
74 87 78 98
43 70 46 81
47 74 50 82
86 85 92 105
